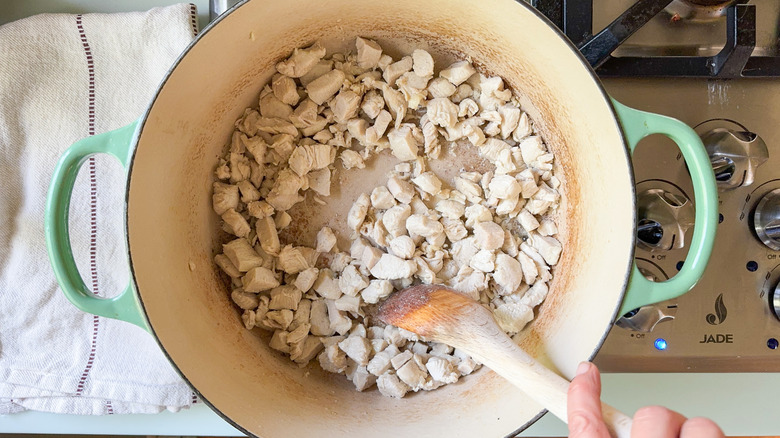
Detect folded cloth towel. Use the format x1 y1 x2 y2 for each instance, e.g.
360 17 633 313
0 4 201 415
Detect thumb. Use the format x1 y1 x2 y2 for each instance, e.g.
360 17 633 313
567 361 610 438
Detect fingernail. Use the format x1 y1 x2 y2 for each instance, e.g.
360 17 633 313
576 361 590 376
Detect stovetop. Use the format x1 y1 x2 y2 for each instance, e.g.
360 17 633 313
535 0 780 372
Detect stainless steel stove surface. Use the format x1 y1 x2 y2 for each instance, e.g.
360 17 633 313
545 0 780 371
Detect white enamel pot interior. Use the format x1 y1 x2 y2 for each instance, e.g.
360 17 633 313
127 0 635 436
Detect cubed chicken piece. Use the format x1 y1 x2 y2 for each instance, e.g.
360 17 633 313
534 182 560 203
361 90 385 119
513 111 533 142
221 209 250 238
439 60 476 86
413 257 436 284
268 330 290 353
212 182 239 215
488 174 521 200
408 49 434 77
450 237 479 267
370 185 397 210
361 246 384 270
434 200 464 221
441 217 468 243
289 144 335 177
242 266 280 293
223 238 264 272
318 342 348 373
377 372 410 399
454 349 479 375
361 279 394 304
369 254 418 280
525 199 552 216
390 350 414 370
517 209 540 232
316 227 337 253
339 334 371 365
498 104 522 139
494 301 534 334
350 366 377 392
241 309 257 330
266 169 306 211
426 356 459 384
271 74 300 106
305 69 346 105
350 237 371 260
276 42 326 78
383 326 407 348
291 335 324 364
326 299 352 335
389 236 416 259
380 84 407 128
313 269 342 300
331 251 353 273
290 98 318 129
367 344 398 376
236 180 261 204
371 339 389 355
309 300 334 336
339 265 369 297
538 218 558 236
256 117 299 138
294 267 320 292
427 98 459 128
469 249 496 273
290 298 311 330
530 233 562 265
411 172 442 196
383 56 413 86
387 177 415 205
494 253 524 295
215 254 241 278
516 251 539 285
335 294 361 313
519 136 547 165
269 285 303 310
380 204 410 238
396 72 429 109
478 75 512 111
345 193 370 233
261 309 294 331
406 214 444 238
355 37 383 69
429 342 454 357
231 289 259 310
446 266 486 301
307 167 332 197
339 150 365 171
277 245 309 274
387 125 421 161
365 110 392 144
256 216 281 256
454 177 483 204
521 281 549 308
473 221 504 251
331 90 361 123
396 358 428 390
247 200 274 219
458 98 479 118
228 152 252 183
259 93 293 120
427 77 456 98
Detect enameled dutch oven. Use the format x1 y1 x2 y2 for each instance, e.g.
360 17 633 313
44 0 718 436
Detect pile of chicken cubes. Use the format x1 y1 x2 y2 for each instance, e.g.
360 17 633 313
212 37 562 398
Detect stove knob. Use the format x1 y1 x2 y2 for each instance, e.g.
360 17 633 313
754 188 780 251
703 127 768 191
770 282 780 321
616 264 676 332
636 188 694 251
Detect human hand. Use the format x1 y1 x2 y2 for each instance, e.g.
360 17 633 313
567 361 725 437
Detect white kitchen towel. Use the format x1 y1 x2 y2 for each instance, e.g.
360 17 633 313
0 4 201 415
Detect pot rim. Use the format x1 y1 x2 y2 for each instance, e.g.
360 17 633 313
123 0 637 435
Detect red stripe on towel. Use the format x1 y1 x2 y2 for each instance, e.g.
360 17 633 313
74 14 101 398
188 3 199 36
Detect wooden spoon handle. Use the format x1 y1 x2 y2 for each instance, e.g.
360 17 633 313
460 332 633 438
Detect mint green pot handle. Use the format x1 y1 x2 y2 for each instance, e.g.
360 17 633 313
44 121 149 332
612 99 718 316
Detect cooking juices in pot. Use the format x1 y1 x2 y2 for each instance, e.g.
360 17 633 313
211 38 563 398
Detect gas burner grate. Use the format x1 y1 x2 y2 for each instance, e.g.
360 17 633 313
531 0 780 78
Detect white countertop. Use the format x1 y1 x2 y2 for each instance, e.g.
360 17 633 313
2 1 779 436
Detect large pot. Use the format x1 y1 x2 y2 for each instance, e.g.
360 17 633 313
44 0 718 436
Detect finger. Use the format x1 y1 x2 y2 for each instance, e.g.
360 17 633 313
681 417 725 438
568 362 611 438
631 405 687 438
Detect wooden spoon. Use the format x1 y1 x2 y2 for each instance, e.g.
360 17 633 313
376 284 633 438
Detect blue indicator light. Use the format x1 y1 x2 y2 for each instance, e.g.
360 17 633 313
768 338 779 350
654 338 668 351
